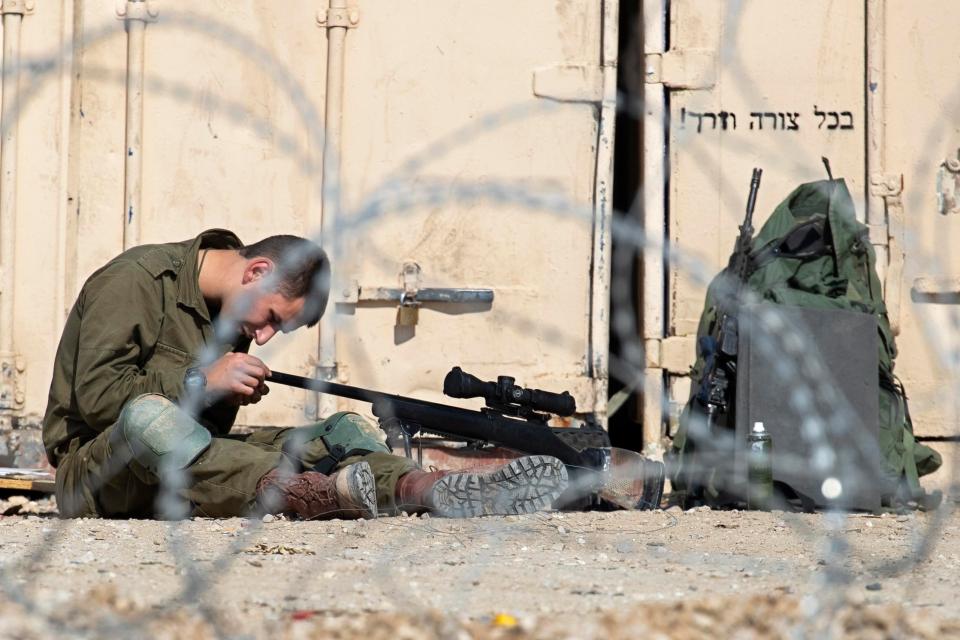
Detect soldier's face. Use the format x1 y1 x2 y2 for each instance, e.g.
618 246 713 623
226 257 307 345
237 292 306 346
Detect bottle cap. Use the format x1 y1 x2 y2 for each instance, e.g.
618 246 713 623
752 421 765 434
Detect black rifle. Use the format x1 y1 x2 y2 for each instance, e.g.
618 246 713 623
268 367 664 510
693 167 763 430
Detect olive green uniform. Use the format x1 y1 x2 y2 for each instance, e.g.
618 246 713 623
43 229 414 518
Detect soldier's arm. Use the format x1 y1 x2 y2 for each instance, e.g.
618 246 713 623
72 263 188 430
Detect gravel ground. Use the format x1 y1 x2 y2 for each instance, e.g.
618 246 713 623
1 496 959 638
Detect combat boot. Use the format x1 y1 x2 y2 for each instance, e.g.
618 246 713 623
394 455 568 517
256 461 378 520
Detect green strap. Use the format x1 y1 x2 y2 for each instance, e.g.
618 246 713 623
901 428 922 500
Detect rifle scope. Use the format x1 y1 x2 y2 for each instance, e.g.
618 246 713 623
443 366 577 417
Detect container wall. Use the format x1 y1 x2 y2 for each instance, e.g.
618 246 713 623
7 1 610 431
659 0 960 491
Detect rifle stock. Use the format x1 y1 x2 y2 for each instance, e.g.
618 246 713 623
267 370 596 469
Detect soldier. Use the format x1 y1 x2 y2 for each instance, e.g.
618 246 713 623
43 229 568 520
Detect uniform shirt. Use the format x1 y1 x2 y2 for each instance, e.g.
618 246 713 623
43 229 251 467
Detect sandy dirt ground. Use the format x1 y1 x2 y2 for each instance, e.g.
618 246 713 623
1 496 960 638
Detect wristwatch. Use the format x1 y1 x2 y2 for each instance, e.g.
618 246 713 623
183 367 207 395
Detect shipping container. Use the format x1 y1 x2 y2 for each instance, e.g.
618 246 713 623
0 1 955 492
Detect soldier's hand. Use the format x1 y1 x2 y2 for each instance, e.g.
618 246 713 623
239 381 270 406
202 353 271 406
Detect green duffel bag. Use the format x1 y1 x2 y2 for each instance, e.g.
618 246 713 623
669 176 941 507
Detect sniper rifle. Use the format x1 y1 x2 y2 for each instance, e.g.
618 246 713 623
268 367 664 510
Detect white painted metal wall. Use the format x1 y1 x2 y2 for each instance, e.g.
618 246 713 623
1 0 615 432
645 0 960 486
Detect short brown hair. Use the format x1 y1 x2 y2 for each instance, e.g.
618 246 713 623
239 235 330 327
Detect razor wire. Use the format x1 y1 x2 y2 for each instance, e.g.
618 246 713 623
0 3 956 639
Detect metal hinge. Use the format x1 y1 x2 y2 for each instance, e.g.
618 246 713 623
869 172 903 199
867 172 904 247
338 262 494 327
937 150 960 215
0 353 25 411
115 0 159 22
317 7 359 28
644 49 716 90
0 0 34 14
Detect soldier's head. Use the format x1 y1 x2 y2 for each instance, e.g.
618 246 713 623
223 235 330 345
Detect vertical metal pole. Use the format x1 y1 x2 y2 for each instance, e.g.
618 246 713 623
865 0 888 283
119 0 155 250
0 9 22 358
55 0 77 332
316 0 352 418
0 0 32 420
865 0 903 334
589 0 619 426
640 0 667 456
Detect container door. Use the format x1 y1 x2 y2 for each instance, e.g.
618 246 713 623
881 3 960 445
328 1 610 416
662 0 866 427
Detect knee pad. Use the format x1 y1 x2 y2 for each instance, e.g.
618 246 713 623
283 412 390 474
115 394 212 474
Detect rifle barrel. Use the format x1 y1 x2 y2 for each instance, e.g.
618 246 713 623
268 370 498 416
745 167 763 225
267 370 388 405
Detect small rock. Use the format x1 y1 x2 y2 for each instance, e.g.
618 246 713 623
866 583 883 591
262 514 276 523
557 526 567 535
615 541 635 554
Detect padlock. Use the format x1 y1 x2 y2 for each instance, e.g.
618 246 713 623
397 303 419 326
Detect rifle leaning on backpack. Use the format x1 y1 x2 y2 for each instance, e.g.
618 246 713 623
692 168 763 434
268 367 665 510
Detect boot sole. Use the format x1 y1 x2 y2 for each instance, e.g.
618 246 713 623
430 455 568 518
340 461 378 519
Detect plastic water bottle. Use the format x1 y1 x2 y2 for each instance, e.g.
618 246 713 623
747 421 773 510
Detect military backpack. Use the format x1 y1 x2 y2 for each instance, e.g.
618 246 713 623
669 176 941 508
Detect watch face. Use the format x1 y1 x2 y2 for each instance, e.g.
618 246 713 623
185 368 206 390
